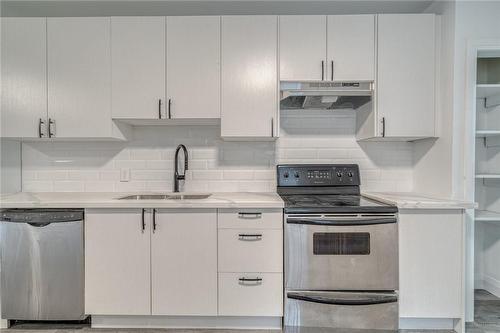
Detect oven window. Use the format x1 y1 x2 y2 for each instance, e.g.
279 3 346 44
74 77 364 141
313 233 370 255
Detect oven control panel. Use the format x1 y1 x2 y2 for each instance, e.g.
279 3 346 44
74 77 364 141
277 164 360 186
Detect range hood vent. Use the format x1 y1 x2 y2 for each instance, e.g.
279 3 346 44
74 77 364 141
280 81 373 110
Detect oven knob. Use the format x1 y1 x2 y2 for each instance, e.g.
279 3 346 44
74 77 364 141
294 172 300 178
347 172 353 177
284 172 289 178
336 171 342 178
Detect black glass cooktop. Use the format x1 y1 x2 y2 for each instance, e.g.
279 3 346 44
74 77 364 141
281 194 398 214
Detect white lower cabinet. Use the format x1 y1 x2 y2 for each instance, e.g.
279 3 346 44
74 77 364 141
152 209 217 315
85 209 217 316
85 207 283 319
398 209 464 318
85 209 151 315
217 208 283 317
218 273 283 317
218 229 282 272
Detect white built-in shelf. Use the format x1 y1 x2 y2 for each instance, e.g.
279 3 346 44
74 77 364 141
476 130 500 137
476 210 500 222
477 84 500 108
477 84 500 98
476 174 500 179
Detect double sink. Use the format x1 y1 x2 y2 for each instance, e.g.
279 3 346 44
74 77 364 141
118 194 212 200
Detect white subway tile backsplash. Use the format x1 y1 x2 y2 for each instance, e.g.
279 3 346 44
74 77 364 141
53 181 85 192
21 114 414 193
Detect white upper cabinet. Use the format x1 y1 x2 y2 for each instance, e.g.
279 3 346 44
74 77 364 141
47 18 117 138
85 209 151 315
111 17 166 120
327 15 375 81
279 15 327 81
166 16 220 119
151 209 217 315
221 16 278 139
1 18 47 138
376 14 436 139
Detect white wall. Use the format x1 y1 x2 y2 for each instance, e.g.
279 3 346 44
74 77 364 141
438 0 500 322
21 112 414 193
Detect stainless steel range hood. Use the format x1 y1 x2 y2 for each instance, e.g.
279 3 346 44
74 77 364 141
280 81 373 110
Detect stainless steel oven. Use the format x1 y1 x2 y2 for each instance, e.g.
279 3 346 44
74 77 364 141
278 164 399 330
285 213 398 291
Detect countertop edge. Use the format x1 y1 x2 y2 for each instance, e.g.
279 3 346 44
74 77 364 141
363 192 477 210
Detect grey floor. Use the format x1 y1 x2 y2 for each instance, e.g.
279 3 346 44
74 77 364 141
466 289 500 333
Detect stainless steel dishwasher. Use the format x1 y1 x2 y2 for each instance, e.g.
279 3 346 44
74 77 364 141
0 209 85 321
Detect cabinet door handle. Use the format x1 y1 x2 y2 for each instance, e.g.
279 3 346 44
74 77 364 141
141 208 146 233
152 208 157 233
321 61 325 81
331 60 334 81
158 99 162 119
168 99 172 119
238 212 262 219
38 118 46 138
48 118 56 138
271 118 274 137
238 234 263 241
239 277 263 285
381 117 386 137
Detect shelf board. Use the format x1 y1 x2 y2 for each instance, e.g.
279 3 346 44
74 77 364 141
476 130 500 137
476 210 500 222
477 84 500 98
476 174 500 179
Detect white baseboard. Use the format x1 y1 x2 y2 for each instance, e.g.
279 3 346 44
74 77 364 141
91 315 282 330
482 275 500 298
399 318 456 330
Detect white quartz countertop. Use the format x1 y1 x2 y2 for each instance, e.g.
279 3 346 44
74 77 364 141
363 191 477 210
0 192 284 209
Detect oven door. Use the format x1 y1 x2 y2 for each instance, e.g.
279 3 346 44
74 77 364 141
285 290 398 330
285 214 398 291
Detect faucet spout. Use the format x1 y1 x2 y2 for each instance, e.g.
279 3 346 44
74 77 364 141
174 144 189 192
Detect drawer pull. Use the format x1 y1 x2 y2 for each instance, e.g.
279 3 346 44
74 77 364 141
238 212 262 219
239 277 263 285
238 233 263 241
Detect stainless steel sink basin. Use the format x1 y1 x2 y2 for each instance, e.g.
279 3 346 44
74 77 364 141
117 194 211 200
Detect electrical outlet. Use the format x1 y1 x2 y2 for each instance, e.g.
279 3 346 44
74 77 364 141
120 168 130 182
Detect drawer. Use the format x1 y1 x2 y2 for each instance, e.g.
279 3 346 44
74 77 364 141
218 208 282 229
218 229 283 273
218 272 283 316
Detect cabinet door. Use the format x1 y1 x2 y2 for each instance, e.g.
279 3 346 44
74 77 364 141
377 14 436 138
327 15 375 81
111 17 166 119
166 16 220 119
152 209 217 315
279 15 326 81
1 18 47 138
85 209 151 315
47 18 112 138
221 16 278 139
399 210 463 318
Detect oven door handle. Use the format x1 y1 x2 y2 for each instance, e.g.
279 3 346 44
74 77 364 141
287 292 398 306
286 217 397 226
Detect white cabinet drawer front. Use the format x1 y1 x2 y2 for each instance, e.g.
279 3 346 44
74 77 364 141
218 229 283 273
218 273 283 316
218 209 282 229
